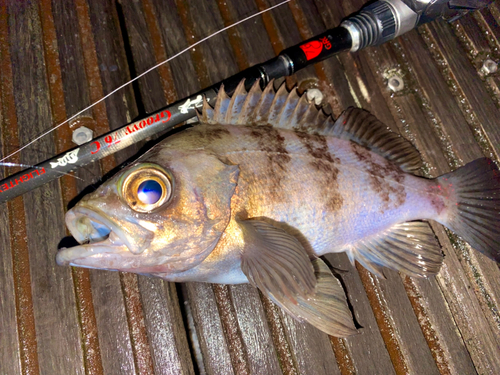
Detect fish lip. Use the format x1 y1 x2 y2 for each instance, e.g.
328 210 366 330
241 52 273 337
56 242 129 266
65 205 152 255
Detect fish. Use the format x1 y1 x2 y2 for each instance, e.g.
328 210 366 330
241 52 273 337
56 80 500 337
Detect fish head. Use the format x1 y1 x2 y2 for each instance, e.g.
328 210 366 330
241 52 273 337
57 147 239 275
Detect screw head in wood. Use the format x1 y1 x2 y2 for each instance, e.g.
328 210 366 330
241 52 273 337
387 74 404 92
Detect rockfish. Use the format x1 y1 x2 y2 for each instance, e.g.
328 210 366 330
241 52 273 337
57 81 500 337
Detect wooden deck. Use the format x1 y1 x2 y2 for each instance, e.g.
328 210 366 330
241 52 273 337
1 0 500 374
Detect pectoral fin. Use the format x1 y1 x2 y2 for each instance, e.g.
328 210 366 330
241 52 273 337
239 219 357 337
238 219 316 301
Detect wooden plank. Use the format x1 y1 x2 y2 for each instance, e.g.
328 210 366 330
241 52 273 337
185 283 235 375
414 21 500 333
75 1 160 374
53 0 149 373
356 35 481 374
375 270 442 375
258 2 410 374
138 278 195 375
233 2 352 372
121 0 242 371
288 5 397 374
3 1 500 374
2 4 40 370
139 1 235 371
325 254 397 375
402 274 478 375
255 0 319 95
0 155 21 375
0 4 22 375
248 2 439 374
215 0 275 69
214 2 305 370
141 0 178 104
7 1 88 374
454 13 492 60
229 285 283 374
38 0 105 372
280 311 341 375
116 0 167 114
150 0 201 99
183 0 239 86
331 7 497 371
340 9 500 372
476 6 500 53
424 20 500 160
0 144 21 373
87 0 140 143
297 2 445 374
0 204 21 375
432 226 500 375
89 271 136 374
214 2 311 373
320 2 489 374
286 4 420 375
454 12 500 112
212 284 252 374
288 8 389 375
287 0 358 114
48 1 138 374
110 2 196 373
170 2 283 372
308 0 398 125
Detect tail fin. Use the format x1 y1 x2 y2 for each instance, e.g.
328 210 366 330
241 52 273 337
440 158 500 262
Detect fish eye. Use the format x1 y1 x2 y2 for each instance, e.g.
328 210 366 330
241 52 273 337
120 164 173 213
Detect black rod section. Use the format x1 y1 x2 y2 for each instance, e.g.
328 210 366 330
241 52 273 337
0 27 351 203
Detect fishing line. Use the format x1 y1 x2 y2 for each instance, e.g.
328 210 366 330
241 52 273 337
0 0 491 203
0 0 291 164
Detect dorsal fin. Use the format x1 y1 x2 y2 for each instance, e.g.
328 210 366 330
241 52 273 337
199 80 423 173
325 108 423 173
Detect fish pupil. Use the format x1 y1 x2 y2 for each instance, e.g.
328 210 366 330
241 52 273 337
137 180 162 205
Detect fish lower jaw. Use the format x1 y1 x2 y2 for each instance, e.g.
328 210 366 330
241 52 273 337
66 206 151 255
55 242 130 267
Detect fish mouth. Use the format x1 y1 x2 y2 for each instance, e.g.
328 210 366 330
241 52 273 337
57 206 153 268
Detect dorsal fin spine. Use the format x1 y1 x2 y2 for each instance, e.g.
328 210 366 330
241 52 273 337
225 80 246 124
214 86 230 123
269 83 288 124
238 80 262 124
254 81 275 124
199 80 423 173
278 88 299 128
290 94 310 131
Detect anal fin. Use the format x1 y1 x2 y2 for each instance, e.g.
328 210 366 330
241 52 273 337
349 221 443 278
283 258 358 337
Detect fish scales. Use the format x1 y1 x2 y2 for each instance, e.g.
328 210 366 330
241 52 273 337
57 81 500 337
173 123 440 255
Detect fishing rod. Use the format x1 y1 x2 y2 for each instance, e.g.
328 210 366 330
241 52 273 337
0 0 493 203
